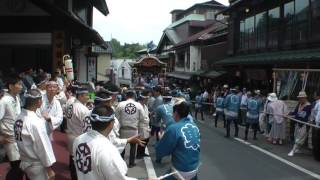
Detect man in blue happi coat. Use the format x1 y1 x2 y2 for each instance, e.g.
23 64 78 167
215 90 226 128
155 92 175 129
155 101 200 180
224 87 241 138
245 91 261 140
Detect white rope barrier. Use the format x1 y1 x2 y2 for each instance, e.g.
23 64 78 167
189 101 320 129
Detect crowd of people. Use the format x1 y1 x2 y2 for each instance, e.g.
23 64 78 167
0 68 200 180
193 84 320 157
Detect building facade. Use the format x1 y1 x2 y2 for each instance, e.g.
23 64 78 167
217 0 320 91
0 0 108 82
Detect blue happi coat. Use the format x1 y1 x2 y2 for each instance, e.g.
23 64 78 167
224 93 240 119
216 96 225 112
246 97 261 124
151 95 163 127
155 102 175 128
156 117 200 172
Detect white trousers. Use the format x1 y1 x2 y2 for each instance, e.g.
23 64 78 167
21 161 48 180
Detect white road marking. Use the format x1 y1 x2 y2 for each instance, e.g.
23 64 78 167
234 138 320 179
144 147 157 178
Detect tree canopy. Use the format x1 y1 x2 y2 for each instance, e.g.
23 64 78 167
110 38 146 59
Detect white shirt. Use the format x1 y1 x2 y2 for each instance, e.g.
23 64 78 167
38 94 63 134
240 94 248 108
313 100 320 124
108 117 127 153
139 104 150 139
73 130 137 180
0 93 21 138
16 109 56 167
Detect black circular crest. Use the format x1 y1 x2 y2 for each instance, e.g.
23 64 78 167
124 103 137 115
14 119 23 141
66 104 73 119
82 116 92 133
76 143 92 174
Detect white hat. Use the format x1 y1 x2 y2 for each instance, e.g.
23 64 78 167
223 84 229 88
267 93 278 102
254 90 261 95
297 91 308 98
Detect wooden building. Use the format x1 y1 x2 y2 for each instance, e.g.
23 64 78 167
0 0 108 82
216 0 320 91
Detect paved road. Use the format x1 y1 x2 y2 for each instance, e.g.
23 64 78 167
149 120 320 180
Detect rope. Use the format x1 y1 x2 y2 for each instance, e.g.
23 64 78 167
189 100 320 128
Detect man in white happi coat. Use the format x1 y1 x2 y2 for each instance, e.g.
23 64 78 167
94 90 144 153
66 87 91 180
115 90 147 167
136 90 151 159
15 89 56 180
0 75 24 180
38 81 63 136
73 106 155 180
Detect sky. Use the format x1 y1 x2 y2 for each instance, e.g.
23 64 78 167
93 0 229 45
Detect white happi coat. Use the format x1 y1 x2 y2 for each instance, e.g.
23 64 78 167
66 100 91 153
15 109 56 180
108 117 127 153
115 99 146 138
73 130 137 180
139 104 150 139
38 94 63 135
0 93 21 161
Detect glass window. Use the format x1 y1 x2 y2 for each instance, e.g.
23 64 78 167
311 0 320 40
255 12 267 48
284 1 295 46
295 0 309 43
176 52 185 68
245 16 255 49
268 7 280 48
239 20 246 50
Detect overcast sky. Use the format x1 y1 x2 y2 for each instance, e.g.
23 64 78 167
93 0 229 45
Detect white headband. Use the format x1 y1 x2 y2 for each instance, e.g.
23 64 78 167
90 113 115 122
95 96 112 102
46 81 58 86
24 91 42 99
76 89 89 94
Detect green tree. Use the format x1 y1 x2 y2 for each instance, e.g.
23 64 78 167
110 38 146 59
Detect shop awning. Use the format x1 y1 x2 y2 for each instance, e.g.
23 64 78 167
167 71 193 80
215 48 320 66
30 0 107 47
201 70 225 78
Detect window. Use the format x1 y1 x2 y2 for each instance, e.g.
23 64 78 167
239 20 246 50
255 12 267 48
311 0 320 40
295 0 309 43
284 1 295 46
73 0 88 23
268 7 280 47
176 52 185 68
206 10 216 20
245 16 255 49
186 51 190 70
